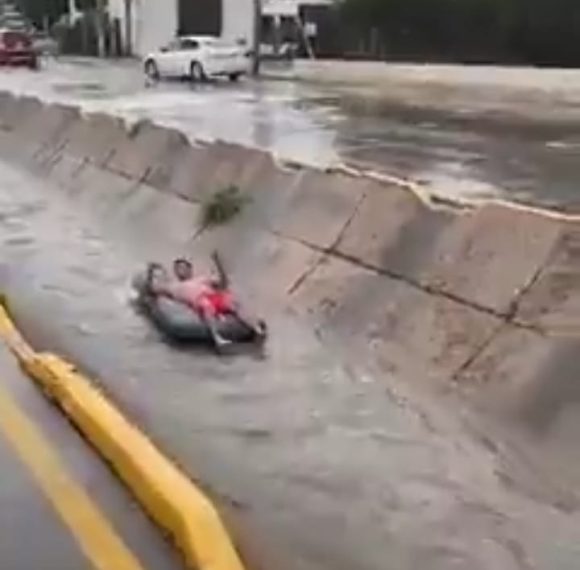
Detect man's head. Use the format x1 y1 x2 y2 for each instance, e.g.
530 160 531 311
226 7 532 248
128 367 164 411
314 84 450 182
173 258 193 281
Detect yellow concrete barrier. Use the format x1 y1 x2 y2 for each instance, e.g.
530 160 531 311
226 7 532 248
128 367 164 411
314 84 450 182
0 302 246 570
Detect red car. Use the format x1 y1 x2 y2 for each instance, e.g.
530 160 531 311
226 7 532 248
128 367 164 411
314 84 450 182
0 29 38 69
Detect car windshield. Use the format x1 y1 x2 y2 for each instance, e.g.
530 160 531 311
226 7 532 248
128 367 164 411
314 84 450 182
163 39 179 51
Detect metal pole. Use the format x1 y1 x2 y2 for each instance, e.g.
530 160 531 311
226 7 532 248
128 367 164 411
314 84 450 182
124 0 132 56
272 14 281 56
251 0 262 76
95 0 106 58
296 15 315 60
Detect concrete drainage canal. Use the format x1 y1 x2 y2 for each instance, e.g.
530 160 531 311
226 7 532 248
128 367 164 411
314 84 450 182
0 91 578 569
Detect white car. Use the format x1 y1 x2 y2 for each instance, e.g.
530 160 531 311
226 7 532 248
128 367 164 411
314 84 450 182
144 35 249 82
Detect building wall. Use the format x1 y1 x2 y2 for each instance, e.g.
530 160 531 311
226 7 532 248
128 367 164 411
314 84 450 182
110 0 177 56
108 0 123 21
263 0 334 13
112 0 307 56
222 0 254 45
134 0 178 55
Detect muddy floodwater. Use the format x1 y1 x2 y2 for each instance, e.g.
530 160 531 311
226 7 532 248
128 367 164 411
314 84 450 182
1 58 580 569
0 146 578 570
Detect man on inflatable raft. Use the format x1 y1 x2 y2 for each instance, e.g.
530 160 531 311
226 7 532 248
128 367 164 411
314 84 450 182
136 252 267 352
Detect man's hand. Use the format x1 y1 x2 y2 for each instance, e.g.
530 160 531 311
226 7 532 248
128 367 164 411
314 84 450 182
211 250 229 289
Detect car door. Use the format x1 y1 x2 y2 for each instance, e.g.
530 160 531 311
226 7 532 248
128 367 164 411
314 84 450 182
214 40 245 74
194 39 216 76
155 39 179 76
203 40 228 75
176 38 201 76
228 43 248 74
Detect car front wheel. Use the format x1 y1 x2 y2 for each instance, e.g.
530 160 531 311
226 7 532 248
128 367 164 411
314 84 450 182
144 59 159 80
190 61 206 82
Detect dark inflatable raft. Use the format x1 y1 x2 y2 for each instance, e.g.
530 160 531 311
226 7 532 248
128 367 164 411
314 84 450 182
132 273 259 344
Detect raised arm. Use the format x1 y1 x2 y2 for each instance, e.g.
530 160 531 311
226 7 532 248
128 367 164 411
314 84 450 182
211 250 230 290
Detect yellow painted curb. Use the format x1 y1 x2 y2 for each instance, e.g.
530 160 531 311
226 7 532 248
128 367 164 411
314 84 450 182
0 302 246 570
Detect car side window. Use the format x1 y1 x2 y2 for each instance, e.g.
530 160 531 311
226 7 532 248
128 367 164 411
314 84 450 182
164 39 180 51
178 39 199 51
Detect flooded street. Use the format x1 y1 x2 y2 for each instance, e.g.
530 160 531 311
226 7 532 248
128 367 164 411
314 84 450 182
1 57 580 210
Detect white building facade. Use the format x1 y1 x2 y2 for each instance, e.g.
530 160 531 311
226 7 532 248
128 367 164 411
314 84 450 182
109 0 178 56
108 0 254 56
263 0 332 17
108 0 332 57
222 0 253 46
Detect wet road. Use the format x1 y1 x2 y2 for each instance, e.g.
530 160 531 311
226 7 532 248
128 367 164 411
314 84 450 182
0 341 182 569
1 57 580 210
0 138 579 569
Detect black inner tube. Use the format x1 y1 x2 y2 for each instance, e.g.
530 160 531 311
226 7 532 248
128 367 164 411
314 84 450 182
132 272 257 343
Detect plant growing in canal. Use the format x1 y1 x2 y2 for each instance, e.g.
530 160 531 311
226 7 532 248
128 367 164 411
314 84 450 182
201 185 250 227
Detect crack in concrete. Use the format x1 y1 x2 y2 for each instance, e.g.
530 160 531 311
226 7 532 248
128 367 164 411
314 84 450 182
286 190 368 296
506 242 559 330
451 234 555 383
278 228 543 335
451 321 506 382
451 235 558 381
